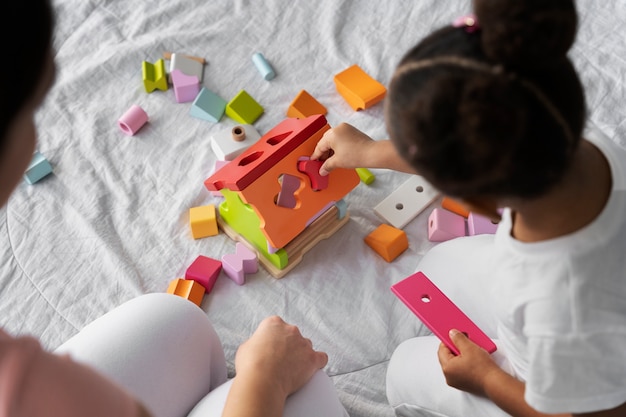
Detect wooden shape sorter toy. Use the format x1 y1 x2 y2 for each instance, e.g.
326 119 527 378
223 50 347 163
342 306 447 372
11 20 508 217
204 115 360 278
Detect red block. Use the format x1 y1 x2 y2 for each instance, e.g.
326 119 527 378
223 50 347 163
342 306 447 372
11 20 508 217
185 255 222 293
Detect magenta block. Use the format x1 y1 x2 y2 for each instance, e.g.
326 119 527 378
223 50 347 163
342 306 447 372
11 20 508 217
222 243 258 285
171 69 200 103
467 212 498 235
118 105 148 136
428 208 466 242
185 255 222 293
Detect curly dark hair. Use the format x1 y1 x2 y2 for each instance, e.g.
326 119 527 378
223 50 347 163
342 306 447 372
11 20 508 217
0 1 54 151
385 0 586 199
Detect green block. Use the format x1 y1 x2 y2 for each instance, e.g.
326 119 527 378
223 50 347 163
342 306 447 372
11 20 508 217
225 90 264 124
356 167 375 185
219 189 288 269
142 59 168 93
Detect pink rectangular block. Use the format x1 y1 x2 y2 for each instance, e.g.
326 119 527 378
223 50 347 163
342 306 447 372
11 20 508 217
185 255 222 293
171 69 200 103
428 208 466 242
467 212 498 235
391 271 497 355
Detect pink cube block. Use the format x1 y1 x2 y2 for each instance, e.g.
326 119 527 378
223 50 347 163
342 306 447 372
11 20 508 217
171 69 200 103
467 212 498 235
185 255 222 293
428 208 466 242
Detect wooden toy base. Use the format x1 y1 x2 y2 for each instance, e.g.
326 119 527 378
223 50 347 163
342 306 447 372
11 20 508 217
217 205 349 279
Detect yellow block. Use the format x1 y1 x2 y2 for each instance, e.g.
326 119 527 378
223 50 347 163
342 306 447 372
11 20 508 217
190 205 218 239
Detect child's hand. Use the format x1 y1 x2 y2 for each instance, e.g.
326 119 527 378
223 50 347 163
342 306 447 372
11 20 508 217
234 316 328 399
311 123 376 175
437 329 501 397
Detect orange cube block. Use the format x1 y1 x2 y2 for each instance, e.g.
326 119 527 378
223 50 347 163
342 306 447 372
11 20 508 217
166 278 205 307
287 90 327 118
441 197 470 218
190 205 218 239
334 64 386 111
364 224 408 262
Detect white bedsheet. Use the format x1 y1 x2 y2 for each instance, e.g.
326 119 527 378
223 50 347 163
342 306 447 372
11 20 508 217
1 1 625 416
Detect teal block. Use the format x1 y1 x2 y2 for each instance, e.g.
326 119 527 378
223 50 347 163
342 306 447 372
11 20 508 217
24 151 53 184
190 87 227 123
225 90 264 124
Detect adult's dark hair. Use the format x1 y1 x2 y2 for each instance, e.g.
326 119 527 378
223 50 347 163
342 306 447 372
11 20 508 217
385 0 586 199
1 1 54 151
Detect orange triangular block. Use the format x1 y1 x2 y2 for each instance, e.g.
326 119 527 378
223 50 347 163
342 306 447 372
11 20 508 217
287 90 327 118
364 224 408 262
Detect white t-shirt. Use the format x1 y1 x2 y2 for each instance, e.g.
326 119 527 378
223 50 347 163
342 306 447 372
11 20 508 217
492 127 626 414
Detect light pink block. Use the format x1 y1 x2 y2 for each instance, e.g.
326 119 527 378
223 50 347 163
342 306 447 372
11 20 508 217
185 255 222 293
427 208 466 242
222 242 258 285
171 69 200 103
467 212 498 235
118 105 148 136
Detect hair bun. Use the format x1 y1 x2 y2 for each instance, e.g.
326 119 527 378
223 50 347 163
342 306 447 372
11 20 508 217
474 0 578 69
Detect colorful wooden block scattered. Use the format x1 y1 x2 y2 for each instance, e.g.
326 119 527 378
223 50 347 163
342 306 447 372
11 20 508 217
142 59 168 93
252 52 276 81
374 175 439 229
222 242 258 285
427 208 466 242
171 69 200 103
364 223 409 262
441 197 470 218
169 53 204 82
118 104 149 136
24 151 53 184
287 90 327 118
225 90 264 124
209 124 261 161
189 205 218 239
190 87 227 123
467 212 498 236
185 255 222 293
334 64 386 111
166 278 205 307
355 167 375 185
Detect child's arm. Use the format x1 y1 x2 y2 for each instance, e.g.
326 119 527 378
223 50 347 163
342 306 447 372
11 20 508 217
438 330 571 417
221 316 328 417
311 123 416 175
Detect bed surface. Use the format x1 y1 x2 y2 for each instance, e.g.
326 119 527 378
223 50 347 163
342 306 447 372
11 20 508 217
2 1 625 415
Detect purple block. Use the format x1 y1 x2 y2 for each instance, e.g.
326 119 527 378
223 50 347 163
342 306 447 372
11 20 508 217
171 69 200 103
428 208 466 242
468 212 498 235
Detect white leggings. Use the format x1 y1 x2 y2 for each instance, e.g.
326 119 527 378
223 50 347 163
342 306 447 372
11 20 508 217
386 235 518 417
55 293 348 417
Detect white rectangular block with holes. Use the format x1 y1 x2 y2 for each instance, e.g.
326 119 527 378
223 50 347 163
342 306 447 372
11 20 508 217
210 124 261 161
374 175 439 229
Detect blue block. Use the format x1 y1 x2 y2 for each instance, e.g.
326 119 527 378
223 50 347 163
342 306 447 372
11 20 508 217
190 87 227 123
24 151 53 184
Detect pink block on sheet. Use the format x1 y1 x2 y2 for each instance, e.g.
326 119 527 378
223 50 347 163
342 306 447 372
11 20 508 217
427 208 466 242
171 69 200 103
222 242 258 285
185 255 222 293
391 271 497 355
467 212 498 235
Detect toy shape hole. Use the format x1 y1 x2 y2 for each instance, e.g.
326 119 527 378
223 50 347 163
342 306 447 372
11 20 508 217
415 186 424 193
266 131 292 145
275 174 301 209
238 151 263 166
421 294 431 303
395 203 404 210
